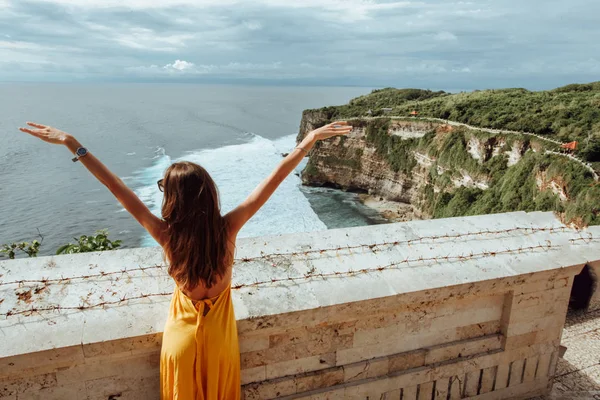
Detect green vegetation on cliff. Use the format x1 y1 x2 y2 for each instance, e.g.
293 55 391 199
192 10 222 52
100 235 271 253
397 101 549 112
302 112 599 226
365 119 417 174
312 82 600 162
423 123 599 225
425 150 599 226
302 82 600 226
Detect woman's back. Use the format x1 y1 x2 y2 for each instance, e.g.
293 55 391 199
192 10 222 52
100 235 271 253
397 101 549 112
178 238 236 302
161 280 240 400
17 119 351 400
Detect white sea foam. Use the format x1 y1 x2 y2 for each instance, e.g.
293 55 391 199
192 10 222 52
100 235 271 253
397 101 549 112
133 135 326 247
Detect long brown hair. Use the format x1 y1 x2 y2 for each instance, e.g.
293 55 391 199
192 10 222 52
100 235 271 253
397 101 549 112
161 162 230 290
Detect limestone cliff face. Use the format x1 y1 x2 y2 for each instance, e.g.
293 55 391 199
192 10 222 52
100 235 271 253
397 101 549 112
300 124 420 202
310 128 414 202
296 110 330 144
296 84 600 226
297 113 430 215
297 111 528 217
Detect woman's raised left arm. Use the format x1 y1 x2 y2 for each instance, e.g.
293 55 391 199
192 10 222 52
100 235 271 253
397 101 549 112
19 122 167 246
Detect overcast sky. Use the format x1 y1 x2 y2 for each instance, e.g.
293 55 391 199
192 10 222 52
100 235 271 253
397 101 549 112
1 0 599 89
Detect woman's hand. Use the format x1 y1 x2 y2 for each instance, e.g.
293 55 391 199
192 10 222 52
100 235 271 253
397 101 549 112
310 121 352 141
20 121 167 245
19 122 73 145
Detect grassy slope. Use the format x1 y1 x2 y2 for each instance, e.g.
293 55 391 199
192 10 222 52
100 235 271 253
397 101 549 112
304 83 600 226
315 83 600 162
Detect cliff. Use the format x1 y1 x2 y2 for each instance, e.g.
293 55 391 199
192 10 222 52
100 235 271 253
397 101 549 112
311 84 600 162
300 118 436 202
297 111 599 226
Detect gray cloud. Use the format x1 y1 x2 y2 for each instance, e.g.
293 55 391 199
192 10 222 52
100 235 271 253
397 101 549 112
1 0 599 89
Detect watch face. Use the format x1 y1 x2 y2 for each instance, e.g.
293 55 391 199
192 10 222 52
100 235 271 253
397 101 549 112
77 147 88 157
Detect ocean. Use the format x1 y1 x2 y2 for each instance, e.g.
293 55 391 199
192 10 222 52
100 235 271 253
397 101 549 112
0 83 387 256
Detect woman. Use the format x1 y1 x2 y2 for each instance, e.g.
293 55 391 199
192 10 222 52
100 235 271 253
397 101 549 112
19 120 352 399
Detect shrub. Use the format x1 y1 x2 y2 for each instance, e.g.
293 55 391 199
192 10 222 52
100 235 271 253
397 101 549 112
365 119 418 175
581 138 600 162
0 240 41 259
56 230 122 255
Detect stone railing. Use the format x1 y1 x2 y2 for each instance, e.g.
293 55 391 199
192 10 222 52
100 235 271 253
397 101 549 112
1 211 599 399
545 150 599 181
342 115 566 147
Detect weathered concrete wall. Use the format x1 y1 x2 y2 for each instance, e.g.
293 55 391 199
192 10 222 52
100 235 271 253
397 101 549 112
238 269 575 399
1 211 599 400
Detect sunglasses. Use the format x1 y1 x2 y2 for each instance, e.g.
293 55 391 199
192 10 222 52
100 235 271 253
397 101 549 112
157 179 164 192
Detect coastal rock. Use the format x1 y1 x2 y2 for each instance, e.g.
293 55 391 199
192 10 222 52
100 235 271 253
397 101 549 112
294 84 600 226
296 111 595 225
297 112 508 218
299 119 416 204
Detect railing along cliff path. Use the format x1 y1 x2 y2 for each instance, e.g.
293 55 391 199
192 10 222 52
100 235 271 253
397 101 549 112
338 115 598 181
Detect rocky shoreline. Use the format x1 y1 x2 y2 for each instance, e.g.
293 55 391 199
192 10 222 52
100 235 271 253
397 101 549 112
357 193 419 223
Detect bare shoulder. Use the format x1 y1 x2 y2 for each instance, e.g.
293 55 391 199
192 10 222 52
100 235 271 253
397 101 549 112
224 209 244 237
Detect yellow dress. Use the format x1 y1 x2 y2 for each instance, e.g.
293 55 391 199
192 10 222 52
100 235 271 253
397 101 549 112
160 284 241 400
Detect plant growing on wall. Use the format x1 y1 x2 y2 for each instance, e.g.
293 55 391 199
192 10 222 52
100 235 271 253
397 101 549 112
1 230 123 259
0 230 44 260
56 230 122 255
0 240 41 259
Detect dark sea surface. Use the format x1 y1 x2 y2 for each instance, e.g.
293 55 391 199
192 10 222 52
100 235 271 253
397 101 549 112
0 83 387 256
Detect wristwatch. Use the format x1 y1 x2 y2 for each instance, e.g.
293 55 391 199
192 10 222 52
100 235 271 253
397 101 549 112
72 147 89 162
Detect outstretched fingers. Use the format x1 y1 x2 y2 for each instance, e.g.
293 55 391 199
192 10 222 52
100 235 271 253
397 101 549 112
27 122 47 129
331 121 349 127
332 126 352 133
19 127 44 138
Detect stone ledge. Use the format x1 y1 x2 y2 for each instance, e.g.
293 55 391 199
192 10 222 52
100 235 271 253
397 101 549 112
1 211 599 400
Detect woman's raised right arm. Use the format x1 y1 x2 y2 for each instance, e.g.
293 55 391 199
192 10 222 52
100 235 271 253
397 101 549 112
19 122 167 246
225 121 352 236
